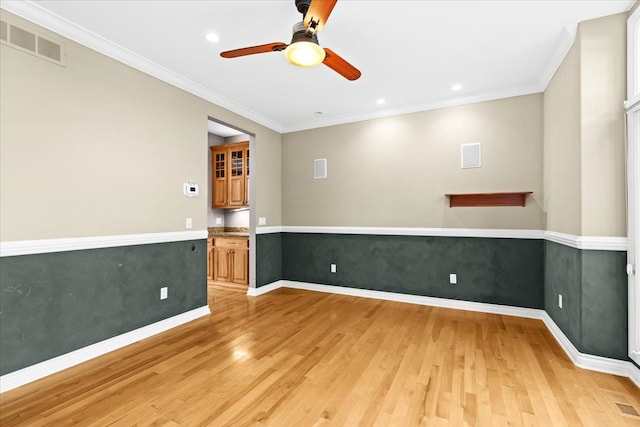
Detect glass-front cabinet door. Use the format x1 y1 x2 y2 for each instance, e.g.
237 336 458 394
228 145 245 206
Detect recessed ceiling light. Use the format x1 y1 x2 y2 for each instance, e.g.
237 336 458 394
206 33 220 43
451 83 463 91
376 98 385 105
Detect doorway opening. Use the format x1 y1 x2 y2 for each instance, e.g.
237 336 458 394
206 118 256 297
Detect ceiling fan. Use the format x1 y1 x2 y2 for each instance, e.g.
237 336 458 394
220 0 361 81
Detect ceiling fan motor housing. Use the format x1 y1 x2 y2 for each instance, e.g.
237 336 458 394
291 21 319 44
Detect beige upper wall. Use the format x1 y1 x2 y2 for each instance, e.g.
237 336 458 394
543 12 627 237
283 94 544 229
579 13 627 237
543 37 582 236
0 11 281 242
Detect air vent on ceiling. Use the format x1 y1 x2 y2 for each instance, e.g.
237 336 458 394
0 19 66 66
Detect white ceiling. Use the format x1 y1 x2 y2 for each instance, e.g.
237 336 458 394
2 0 634 133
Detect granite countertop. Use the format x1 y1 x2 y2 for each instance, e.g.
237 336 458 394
208 227 249 238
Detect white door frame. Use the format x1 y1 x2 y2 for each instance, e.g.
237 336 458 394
626 6 640 366
628 102 640 366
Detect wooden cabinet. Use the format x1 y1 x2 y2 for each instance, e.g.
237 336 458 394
209 236 249 286
207 238 215 282
211 141 249 209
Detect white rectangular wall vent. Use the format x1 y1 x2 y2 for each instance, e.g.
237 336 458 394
0 20 8 43
38 36 62 62
314 158 327 179
0 19 66 66
461 143 481 169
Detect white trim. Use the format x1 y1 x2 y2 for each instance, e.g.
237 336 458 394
1 1 541 135
539 24 577 92
625 97 640 111
0 230 208 257
0 1 283 133
542 312 639 383
0 306 210 393
280 226 544 240
628 5 640 368
544 231 628 251
631 363 640 388
246 281 284 296
628 6 640 105
4 228 626 257
256 226 627 251
281 280 544 319
253 280 639 387
282 86 543 133
255 226 284 235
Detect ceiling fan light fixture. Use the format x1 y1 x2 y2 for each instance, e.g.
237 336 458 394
285 40 326 67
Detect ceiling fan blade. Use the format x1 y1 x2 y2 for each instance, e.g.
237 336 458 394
323 48 361 81
304 0 337 33
220 42 287 58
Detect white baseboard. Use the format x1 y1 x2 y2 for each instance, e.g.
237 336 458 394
542 312 640 384
0 306 210 393
4 282 637 394
281 280 544 319
630 363 640 388
246 281 284 296
253 280 639 388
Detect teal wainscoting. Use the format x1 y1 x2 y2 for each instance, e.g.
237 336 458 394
544 241 628 360
256 233 282 287
281 233 544 309
0 239 207 376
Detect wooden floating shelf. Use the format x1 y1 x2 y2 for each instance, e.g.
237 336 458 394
445 192 533 207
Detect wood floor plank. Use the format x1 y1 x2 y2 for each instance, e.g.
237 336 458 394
1 288 639 426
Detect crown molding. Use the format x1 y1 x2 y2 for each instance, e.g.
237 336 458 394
538 24 578 91
0 1 573 136
281 86 543 133
0 1 284 133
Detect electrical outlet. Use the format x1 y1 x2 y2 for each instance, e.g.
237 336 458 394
160 287 168 300
558 294 562 309
258 217 267 225
215 217 222 225
185 218 192 229
449 273 457 284
330 264 337 273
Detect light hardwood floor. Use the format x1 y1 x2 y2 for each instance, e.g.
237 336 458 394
1 288 639 426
